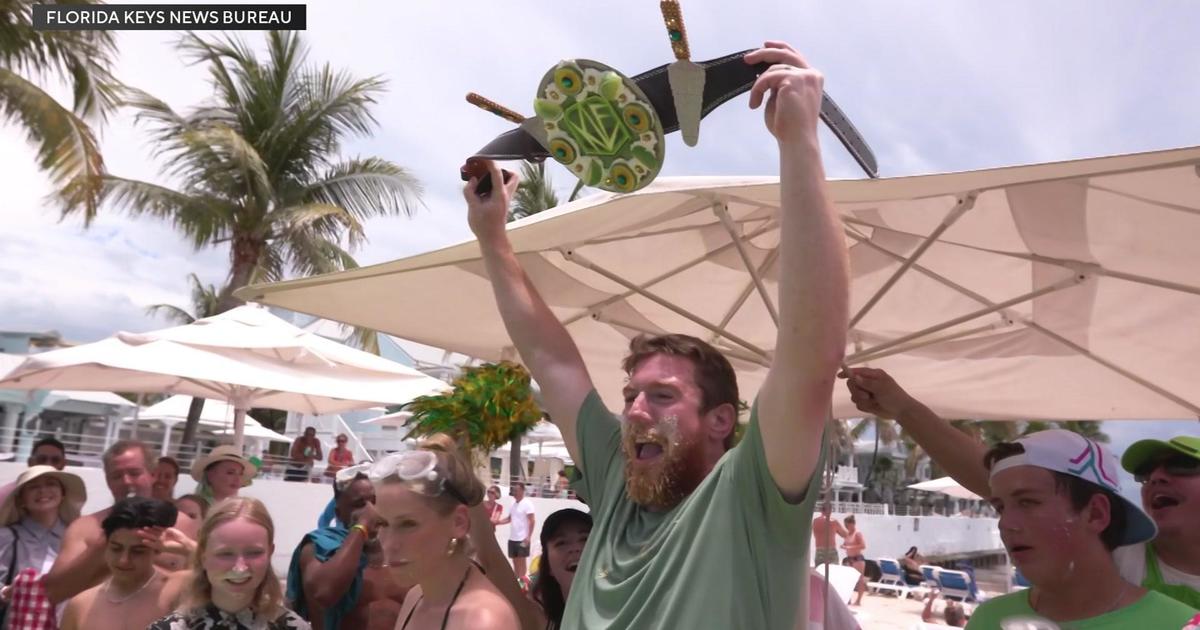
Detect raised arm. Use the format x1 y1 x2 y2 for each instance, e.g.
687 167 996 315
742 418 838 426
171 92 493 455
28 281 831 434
301 503 380 607
45 515 108 603
839 367 991 497
468 505 547 630
748 42 850 501
464 160 594 464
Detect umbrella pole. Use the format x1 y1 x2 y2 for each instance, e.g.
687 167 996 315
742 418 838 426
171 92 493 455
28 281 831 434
233 407 246 452
131 393 144 439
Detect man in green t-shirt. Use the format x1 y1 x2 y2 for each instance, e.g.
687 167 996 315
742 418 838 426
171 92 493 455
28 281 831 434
966 430 1197 629
464 41 848 629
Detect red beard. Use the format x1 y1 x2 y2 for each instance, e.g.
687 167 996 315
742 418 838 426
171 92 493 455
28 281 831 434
621 421 708 510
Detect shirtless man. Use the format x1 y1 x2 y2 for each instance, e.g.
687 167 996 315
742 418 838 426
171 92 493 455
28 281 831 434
60 497 188 630
842 515 867 606
45 440 197 602
288 470 409 630
812 501 847 566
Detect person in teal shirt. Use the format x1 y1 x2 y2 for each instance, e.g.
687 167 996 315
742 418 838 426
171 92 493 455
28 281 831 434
966 430 1197 629
464 41 848 629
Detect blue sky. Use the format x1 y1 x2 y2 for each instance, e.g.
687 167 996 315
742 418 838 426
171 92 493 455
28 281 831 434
2 1 1197 454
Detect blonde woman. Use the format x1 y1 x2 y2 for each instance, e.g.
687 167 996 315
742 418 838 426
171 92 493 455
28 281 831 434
190 446 257 507
371 434 518 630
147 497 309 630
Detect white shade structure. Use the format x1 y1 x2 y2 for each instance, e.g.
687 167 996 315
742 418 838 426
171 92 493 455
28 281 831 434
238 147 1200 422
907 476 982 500
0 306 452 450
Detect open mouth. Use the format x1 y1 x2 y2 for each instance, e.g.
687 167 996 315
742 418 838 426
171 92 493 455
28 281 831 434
1150 493 1181 510
565 560 579 573
1009 544 1034 555
635 441 664 461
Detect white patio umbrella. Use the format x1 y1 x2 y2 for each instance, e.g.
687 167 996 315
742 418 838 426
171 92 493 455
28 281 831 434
0 306 452 450
237 146 1200 422
907 476 982 500
132 394 269 454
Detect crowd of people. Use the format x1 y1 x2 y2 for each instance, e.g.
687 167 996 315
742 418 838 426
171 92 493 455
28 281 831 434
1 40 1198 630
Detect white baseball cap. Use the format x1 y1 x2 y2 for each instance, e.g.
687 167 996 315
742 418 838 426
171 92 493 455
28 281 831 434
989 429 1156 546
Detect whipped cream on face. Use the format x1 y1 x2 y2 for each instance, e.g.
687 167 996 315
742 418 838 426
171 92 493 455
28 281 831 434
221 567 253 582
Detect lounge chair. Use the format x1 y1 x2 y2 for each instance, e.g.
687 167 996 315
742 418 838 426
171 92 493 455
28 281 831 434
868 558 912 599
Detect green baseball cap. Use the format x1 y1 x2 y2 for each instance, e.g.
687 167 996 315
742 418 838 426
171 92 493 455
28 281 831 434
1121 435 1200 474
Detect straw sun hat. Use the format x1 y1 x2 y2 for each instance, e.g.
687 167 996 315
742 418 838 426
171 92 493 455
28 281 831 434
0 466 87 525
190 445 258 485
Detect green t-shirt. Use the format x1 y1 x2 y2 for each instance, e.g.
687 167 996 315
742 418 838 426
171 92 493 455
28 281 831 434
560 391 821 629
965 589 1199 629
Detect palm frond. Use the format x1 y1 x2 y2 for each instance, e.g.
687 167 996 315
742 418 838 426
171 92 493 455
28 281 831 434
144 303 196 325
0 0 119 120
102 177 231 247
0 68 106 222
509 161 559 221
281 232 358 278
300 157 423 220
273 202 365 248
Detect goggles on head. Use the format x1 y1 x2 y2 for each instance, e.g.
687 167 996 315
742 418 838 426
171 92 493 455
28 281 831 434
369 450 469 505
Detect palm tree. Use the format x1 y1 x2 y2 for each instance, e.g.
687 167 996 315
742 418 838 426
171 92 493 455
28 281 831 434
507 160 559 222
105 30 423 447
144 273 221 324
1 0 117 221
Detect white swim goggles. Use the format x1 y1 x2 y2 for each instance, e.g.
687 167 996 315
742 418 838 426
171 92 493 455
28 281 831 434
368 450 469 505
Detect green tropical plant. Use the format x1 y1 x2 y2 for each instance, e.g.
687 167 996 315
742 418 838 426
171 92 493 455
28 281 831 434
507 161 558 222
403 362 543 466
144 273 221 324
107 31 422 447
1 0 118 221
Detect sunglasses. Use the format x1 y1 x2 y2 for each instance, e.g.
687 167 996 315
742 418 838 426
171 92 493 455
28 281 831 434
1134 454 1200 483
369 450 469 505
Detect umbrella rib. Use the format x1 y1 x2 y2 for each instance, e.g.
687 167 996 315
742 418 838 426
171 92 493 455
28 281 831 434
562 250 770 359
1019 320 1200 417
595 313 771 368
710 248 781 344
845 228 1200 417
847 321 1012 366
559 221 779 327
1084 183 1200 218
849 193 977 328
712 202 779 326
845 275 1083 364
584 213 771 246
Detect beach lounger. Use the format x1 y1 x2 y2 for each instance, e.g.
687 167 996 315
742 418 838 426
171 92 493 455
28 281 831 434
868 558 912 599
935 569 974 602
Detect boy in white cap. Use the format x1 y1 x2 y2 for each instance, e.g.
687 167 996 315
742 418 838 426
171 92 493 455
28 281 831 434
967 430 1197 628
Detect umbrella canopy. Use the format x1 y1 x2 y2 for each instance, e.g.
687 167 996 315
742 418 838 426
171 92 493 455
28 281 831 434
238 147 1200 421
908 476 982 500
0 306 452 449
133 394 265 429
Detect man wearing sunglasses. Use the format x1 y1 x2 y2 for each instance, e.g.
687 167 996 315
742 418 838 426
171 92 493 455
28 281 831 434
1117 437 1200 608
465 42 845 629
841 367 1200 608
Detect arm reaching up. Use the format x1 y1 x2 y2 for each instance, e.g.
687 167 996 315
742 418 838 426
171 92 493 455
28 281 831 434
464 159 594 465
839 367 991 497
748 42 850 501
